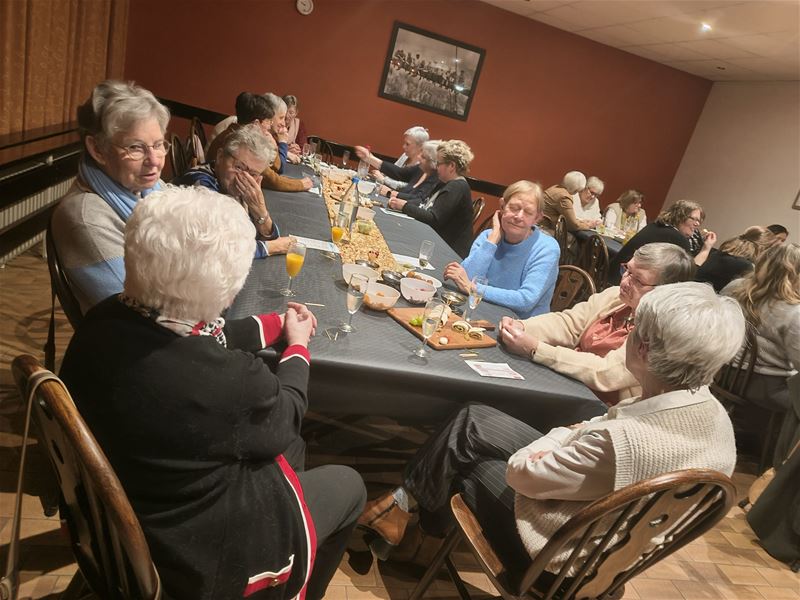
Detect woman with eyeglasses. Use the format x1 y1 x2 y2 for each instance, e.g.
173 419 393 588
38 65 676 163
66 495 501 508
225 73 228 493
51 80 171 315
572 175 604 226
603 189 647 235
608 199 717 286
500 243 694 405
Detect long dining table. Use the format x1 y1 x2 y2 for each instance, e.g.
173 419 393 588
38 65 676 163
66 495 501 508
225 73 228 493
228 165 607 433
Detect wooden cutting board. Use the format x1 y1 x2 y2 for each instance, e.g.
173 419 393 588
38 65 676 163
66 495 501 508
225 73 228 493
387 307 497 351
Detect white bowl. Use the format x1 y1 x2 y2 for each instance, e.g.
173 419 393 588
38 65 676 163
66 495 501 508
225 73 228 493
407 272 442 289
363 282 401 311
400 277 436 304
357 180 376 195
357 206 376 221
342 263 379 285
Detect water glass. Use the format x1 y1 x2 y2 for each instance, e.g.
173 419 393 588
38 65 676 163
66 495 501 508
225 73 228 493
418 240 434 269
341 273 368 332
342 150 351 168
357 160 369 179
413 298 446 358
280 241 307 297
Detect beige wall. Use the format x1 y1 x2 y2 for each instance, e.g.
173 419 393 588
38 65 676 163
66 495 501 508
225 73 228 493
665 82 800 244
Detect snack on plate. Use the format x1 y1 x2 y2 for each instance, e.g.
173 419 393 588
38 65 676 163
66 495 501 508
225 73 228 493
452 320 471 333
438 337 449 345
409 315 424 327
466 327 485 341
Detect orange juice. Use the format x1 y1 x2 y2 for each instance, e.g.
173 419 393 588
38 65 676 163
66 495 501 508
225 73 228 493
286 253 305 278
331 226 345 243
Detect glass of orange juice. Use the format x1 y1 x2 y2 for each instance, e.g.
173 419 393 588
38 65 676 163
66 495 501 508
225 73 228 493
280 241 306 296
323 213 347 259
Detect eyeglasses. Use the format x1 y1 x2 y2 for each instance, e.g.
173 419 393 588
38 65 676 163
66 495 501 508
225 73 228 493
620 263 658 288
589 190 601 198
113 140 171 160
687 217 703 226
225 152 262 178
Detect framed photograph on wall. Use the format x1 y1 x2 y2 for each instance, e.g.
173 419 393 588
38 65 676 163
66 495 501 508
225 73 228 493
793 189 800 210
378 22 486 121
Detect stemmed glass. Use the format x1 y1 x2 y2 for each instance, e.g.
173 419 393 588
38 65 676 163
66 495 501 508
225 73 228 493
280 241 306 297
462 275 488 322
322 213 348 259
341 273 368 333
342 150 351 169
302 143 312 162
357 160 369 179
418 240 434 269
413 298 446 358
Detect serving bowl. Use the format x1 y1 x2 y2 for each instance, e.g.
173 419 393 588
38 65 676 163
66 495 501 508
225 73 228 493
440 289 467 307
357 180 376 195
355 258 380 270
400 277 436 304
342 263 379 284
407 272 442 289
380 270 404 289
363 282 401 311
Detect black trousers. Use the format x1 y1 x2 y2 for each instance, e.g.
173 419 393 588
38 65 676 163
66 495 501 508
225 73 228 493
403 403 543 574
298 465 366 600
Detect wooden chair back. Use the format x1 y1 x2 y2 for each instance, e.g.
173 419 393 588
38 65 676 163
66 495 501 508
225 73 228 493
711 328 758 405
577 232 610 290
551 265 595 312
472 196 485 225
189 116 207 150
414 470 735 600
45 218 83 330
168 133 188 178
11 355 161 600
553 215 569 264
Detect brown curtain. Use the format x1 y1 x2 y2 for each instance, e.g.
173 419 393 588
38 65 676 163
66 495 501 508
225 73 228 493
0 0 129 137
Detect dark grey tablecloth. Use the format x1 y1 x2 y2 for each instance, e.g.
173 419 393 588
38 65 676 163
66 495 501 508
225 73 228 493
573 228 623 258
228 165 606 432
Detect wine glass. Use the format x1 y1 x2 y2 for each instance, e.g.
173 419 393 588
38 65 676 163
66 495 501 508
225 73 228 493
342 150 351 169
357 160 369 179
418 240 434 269
341 273 368 333
462 275 488 322
413 298 446 358
322 213 348 259
280 241 306 297
302 143 312 161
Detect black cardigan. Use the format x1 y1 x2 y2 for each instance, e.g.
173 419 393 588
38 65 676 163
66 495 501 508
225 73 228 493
608 222 691 285
60 297 315 599
402 177 474 258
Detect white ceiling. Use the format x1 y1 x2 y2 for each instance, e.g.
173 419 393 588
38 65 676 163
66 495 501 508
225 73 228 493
480 0 800 81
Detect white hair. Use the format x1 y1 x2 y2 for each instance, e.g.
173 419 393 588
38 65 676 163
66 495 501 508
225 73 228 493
633 282 746 390
421 139 443 162
223 124 277 166
264 92 287 115
123 185 256 322
633 243 695 284
562 171 587 194
586 175 605 195
404 126 430 145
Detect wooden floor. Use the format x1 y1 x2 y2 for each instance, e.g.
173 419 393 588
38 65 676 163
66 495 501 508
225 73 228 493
0 249 797 600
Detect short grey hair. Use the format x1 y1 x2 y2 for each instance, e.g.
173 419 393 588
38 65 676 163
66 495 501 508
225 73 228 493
421 139 443 162
562 171 587 194
124 185 255 322
264 92 287 115
404 126 430 145
586 176 605 195
633 282 745 389
633 243 695 284
77 80 169 147
223 124 277 166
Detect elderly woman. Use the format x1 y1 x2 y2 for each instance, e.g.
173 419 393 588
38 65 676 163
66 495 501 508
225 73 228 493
358 282 741 568
51 80 170 314
541 170 589 234
283 94 307 152
363 126 429 190
443 180 559 318
695 225 777 291
175 124 293 256
608 199 716 285
500 243 694 405
59 186 366 600
572 175 604 224
383 139 475 257
603 189 647 234
379 139 441 206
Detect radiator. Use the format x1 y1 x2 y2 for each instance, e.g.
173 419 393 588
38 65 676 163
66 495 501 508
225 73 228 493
0 178 74 266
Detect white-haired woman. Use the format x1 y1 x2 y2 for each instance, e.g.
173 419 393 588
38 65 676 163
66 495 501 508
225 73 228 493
283 94 307 152
358 282 741 568
603 189 647 234
51 80 170 315
501 243 695 405
443 180 560 318
541 170 590 234
572 175 604 225
59 186 366 600
355 125 429 190
380 139 441 206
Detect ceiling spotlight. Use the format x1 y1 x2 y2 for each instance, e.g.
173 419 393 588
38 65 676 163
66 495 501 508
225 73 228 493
701 22 712 32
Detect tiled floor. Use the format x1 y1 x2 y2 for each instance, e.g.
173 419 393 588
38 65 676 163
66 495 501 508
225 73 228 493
0 250 797 599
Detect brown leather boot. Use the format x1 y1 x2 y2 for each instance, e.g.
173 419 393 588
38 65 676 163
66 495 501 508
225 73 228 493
357 492 412 548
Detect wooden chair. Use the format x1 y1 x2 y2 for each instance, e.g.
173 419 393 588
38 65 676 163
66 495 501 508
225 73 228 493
410 469 735 600
577 232 610 291
551 265 596 312
168 133 188 178
553 215 569 265
9 355 161 600
189 116 207 150
472 196 485 225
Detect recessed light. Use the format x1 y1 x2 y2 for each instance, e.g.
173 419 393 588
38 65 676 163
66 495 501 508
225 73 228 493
701 22 712 32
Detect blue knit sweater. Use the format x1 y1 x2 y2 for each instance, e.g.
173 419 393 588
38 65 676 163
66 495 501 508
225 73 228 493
462 228 560 318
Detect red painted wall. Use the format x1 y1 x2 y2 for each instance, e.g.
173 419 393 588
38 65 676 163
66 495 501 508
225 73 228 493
125 0 711 213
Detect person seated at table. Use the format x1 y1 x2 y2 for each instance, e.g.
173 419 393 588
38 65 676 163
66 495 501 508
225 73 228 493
603 189 647 234
264 92 301 168
380 140 441 206
385 140 475 258
358 282 741 568
540 170 591 235
364 126 429 191
51 79 170 315
572 175 603 224
500 243 694 405
59 185 366 600
767 223 789 243
283 94 307 153
695 225 777 291
443 180 559 318
721 243 800 464
174 124 293 257
207 91 312 192
608 199 716 285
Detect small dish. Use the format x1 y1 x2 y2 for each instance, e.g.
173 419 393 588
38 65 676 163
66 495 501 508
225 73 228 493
400 278 436 304
355 259 380 271
342 263 379 284
363 282 400 311
440 289 467 307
